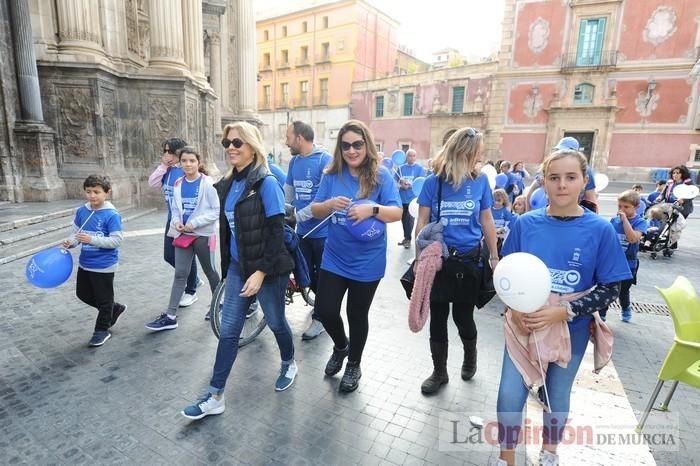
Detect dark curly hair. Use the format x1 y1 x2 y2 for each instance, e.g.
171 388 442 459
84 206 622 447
83 174 111 192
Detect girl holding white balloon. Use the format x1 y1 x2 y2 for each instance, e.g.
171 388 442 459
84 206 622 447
311 120 402 392
414 127 499 394
493 149 631 466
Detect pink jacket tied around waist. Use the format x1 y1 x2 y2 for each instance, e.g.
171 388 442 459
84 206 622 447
408 241 443 332
504 290 613 387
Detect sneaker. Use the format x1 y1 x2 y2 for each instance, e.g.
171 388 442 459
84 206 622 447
539 450 559 466
179 293 198 307
397 239 407 247
302 319 326 340
182 393 225 420
487 459 508 466
145 313 178 331
204 309 211 321
621 307 632 323
275 360 298 391
324 345 349 376
110 303 127 328
88 331 111 347
403 239 411 249
339 362 362 392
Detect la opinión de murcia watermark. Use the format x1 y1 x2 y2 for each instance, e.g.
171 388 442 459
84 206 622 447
438 412 679 452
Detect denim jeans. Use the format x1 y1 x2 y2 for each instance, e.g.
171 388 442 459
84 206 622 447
163 217 198 295
208 262 294 394
299 236 325 320
496 315 592 449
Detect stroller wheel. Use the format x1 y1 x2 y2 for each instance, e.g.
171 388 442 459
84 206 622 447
663 249 673 257
650 252 657 259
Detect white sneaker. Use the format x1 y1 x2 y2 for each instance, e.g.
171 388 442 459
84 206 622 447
182 393 225 420
197 277 205 289
539 450 559 466
179 293 198 307
302 319 326 340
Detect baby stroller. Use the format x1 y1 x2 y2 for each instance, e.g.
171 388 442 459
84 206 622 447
640 203 687 259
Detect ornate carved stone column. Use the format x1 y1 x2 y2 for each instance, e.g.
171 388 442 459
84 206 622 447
147 0 187 71
182 0 207 83
8 0 65 200
55 0 104 56
209 32 222 98
236 0 257 115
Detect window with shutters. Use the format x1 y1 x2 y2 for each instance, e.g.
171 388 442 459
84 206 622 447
451 86 465 113
574 83 594 104
576 18 606 66
375 96 384 118
403 93 414 116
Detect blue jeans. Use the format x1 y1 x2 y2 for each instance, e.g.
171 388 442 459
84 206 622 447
299 236 325 320
496 315 592 449
163 217 198 295
208 262 294 394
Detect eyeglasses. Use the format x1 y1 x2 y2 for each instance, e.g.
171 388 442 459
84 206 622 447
221 138 245 149
340 140 365 151
163 147 175 155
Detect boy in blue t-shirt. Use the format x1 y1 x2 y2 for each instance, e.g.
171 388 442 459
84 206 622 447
602 190 649 322
63 175 125 347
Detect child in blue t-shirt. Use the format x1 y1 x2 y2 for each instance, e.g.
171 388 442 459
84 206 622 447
491 188 516 250
601 190 649 322
63 175 124 347
495 150 631 466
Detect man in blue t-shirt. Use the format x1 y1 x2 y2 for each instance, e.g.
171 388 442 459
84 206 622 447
397 149 426 248
148 138 200 307
285 121 333 340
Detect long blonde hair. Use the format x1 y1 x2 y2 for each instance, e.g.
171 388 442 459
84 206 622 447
432 127 483 189
326 120 380 198
221 121 269 180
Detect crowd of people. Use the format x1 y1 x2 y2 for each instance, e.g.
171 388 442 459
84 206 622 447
60 119 696 466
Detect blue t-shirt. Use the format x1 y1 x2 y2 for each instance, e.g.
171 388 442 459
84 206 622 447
647 192 662 204
492 206 516 229
224 176 285 263
286 150 333 238
162 166 184 215
398 163 426 204
636 198 648 217
502 209 631 295
610 215 649 269
180 175 202 225
584 167 596 193
74 205 122 270
314 166 401 281
417 174 494 253
269 163 287 187
513 170 526 194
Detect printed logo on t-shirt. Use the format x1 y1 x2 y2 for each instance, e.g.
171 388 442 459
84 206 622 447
293 179 314 201
225 211 235 230
550 268 582 293
440 199 476 226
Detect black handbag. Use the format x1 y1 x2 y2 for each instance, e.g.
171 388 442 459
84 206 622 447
400 260 416 299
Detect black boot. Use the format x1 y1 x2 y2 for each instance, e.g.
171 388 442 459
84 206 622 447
421 340 449 394
339 361 362 392
461 336 477 380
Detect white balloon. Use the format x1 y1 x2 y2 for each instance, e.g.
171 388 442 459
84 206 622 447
593 173 609 193
673 184 699 200
408 198 419 218
481 165 497 190
493 252 551 313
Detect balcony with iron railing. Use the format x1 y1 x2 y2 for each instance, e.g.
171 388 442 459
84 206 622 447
277 60 291 70
296 57 310 67
313 94 329 106
277 97 291 109
560 50 618 71
315 53 331 64
259 62 272 72
294 96 309 108
259 100 271 110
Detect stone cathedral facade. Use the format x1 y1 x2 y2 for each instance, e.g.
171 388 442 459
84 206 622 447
0 0 257 205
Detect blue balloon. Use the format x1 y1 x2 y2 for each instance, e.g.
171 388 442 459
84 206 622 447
382 158 394 170
26 247 73 289
530 188 548 209
391 150 406 165
345 200 386 242
412 177 426 197
495 173 508 188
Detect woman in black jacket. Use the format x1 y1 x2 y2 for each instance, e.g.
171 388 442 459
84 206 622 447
182 121 296 420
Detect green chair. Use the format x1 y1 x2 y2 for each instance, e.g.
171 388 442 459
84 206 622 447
636 276 700 432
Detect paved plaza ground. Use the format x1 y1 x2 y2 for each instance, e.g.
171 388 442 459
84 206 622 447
1 190 699 465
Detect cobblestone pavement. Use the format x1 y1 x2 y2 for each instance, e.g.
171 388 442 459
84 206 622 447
1 195 698 465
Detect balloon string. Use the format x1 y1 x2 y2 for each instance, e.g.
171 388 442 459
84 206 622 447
532 330 552 414
301 198 352 240
76 210 96 234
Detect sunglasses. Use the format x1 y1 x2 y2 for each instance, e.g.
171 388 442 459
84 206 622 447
340 140 366 151
221 138 245 149
163 147 176 155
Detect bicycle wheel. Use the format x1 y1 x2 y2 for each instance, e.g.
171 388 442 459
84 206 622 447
300 287 315 306
209 278 267 347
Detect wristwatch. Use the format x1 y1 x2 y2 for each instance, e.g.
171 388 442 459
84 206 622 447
372 206 380 217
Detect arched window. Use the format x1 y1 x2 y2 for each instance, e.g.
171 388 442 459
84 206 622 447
574 83 594 104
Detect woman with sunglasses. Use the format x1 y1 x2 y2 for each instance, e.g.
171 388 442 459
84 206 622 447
414 127 499 395
182 122 296 420
310 120 402 392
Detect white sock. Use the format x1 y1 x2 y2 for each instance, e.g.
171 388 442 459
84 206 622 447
167 314 177 320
